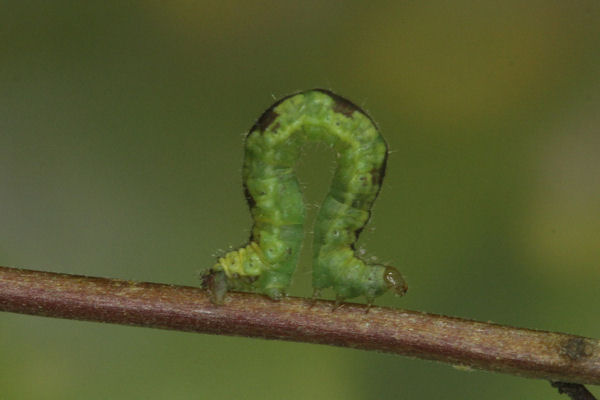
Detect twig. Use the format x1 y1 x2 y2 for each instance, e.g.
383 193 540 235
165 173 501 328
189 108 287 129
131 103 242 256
1 265 599 385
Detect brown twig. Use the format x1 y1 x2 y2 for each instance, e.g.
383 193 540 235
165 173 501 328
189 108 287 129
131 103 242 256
0 265 599 386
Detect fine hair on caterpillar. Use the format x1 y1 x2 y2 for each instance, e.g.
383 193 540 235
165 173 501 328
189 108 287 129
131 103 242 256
202 89 407 306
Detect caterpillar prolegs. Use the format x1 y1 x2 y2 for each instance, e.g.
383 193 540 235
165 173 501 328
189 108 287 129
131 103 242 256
202 89 407 305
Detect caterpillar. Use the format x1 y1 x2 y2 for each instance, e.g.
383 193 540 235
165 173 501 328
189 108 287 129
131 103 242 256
202 89 407 305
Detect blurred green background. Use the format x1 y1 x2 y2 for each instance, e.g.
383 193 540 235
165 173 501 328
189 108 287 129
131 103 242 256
1 1 599 399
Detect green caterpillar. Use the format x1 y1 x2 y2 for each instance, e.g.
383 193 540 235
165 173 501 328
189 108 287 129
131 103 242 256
202 89 407 305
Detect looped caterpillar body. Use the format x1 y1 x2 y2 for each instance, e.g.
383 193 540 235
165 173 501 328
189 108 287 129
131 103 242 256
202 89 407 305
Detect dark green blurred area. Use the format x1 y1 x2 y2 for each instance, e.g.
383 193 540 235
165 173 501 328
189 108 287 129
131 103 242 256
1 1 599 399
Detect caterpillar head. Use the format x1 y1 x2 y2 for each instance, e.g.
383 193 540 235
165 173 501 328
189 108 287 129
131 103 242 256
383 266 408 296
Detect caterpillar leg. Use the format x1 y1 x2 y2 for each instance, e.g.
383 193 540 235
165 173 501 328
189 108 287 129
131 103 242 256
204 236 300 303
201 269 229 305
333 295 345 311
309 289 321 309
261 282 285 301
202 242 266 303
